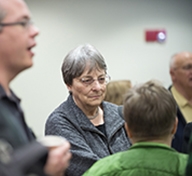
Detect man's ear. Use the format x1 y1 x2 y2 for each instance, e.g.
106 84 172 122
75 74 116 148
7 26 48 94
125 122 132 138
171 117 178 135
170 69 176 82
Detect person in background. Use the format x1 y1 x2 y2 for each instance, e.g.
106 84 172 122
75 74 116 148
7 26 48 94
169 51 192 152
104 80 132 105
45 44 131 176
0 0 71 175
83 80 188 176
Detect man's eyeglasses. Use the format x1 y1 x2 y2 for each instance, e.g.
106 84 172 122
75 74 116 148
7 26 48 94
79 75 111 86
0 20 32 31
174 64 192 71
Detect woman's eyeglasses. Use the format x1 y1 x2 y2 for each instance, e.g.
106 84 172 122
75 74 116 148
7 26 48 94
79 75 111 86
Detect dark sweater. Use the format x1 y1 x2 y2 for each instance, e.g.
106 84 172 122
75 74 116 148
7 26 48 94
45 94 131 176
168 85 187 152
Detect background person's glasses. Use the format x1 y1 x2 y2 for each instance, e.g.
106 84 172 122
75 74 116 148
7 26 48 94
79 75 111 86
0 20 32 32
174 64 192 71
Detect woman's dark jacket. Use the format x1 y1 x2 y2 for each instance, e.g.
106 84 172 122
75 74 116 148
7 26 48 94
45 94 131 176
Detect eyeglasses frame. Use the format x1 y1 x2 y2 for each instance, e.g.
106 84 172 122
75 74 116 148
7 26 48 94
79 74 111 86
0 20 32 32
173 64 192 71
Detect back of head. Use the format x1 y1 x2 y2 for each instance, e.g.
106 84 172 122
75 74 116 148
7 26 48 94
104 80 131 105
123 80 177 140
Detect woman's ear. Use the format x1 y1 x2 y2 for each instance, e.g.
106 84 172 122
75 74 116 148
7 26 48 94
66 84 73 94
171 117 178 135
66 84 72 91
125 122 132 138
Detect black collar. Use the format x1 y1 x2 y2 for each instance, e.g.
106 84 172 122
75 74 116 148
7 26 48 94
0 84 21 104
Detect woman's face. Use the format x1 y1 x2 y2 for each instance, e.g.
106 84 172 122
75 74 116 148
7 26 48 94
67 65 106 110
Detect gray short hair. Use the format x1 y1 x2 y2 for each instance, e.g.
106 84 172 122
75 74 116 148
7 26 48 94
61 44 107 86
123 80 177 140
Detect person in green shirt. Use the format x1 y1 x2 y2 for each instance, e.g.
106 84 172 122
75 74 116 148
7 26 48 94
83 80 188 176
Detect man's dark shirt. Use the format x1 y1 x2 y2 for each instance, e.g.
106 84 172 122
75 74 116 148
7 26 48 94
0 84 35 149
168 85 187 153
0 84 49 176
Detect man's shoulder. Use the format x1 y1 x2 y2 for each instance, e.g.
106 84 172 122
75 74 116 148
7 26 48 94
83 151 125 176
83 145 188 176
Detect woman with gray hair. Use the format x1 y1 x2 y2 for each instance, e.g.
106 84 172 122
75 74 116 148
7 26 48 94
45 44 131 176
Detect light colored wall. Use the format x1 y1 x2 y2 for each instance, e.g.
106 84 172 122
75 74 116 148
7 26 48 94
11 0 192 137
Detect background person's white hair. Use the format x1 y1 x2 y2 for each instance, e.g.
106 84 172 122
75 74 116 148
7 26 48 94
169 53 177 70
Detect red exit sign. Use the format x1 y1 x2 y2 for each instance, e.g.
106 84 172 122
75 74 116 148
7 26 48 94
145 30 166 43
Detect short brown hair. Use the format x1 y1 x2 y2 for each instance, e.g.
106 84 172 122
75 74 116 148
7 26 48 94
123 80 177 140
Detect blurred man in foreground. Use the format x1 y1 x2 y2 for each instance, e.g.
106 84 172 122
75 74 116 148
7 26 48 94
0 0 71 175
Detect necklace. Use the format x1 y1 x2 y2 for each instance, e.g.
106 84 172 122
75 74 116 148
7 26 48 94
88 107 99 120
